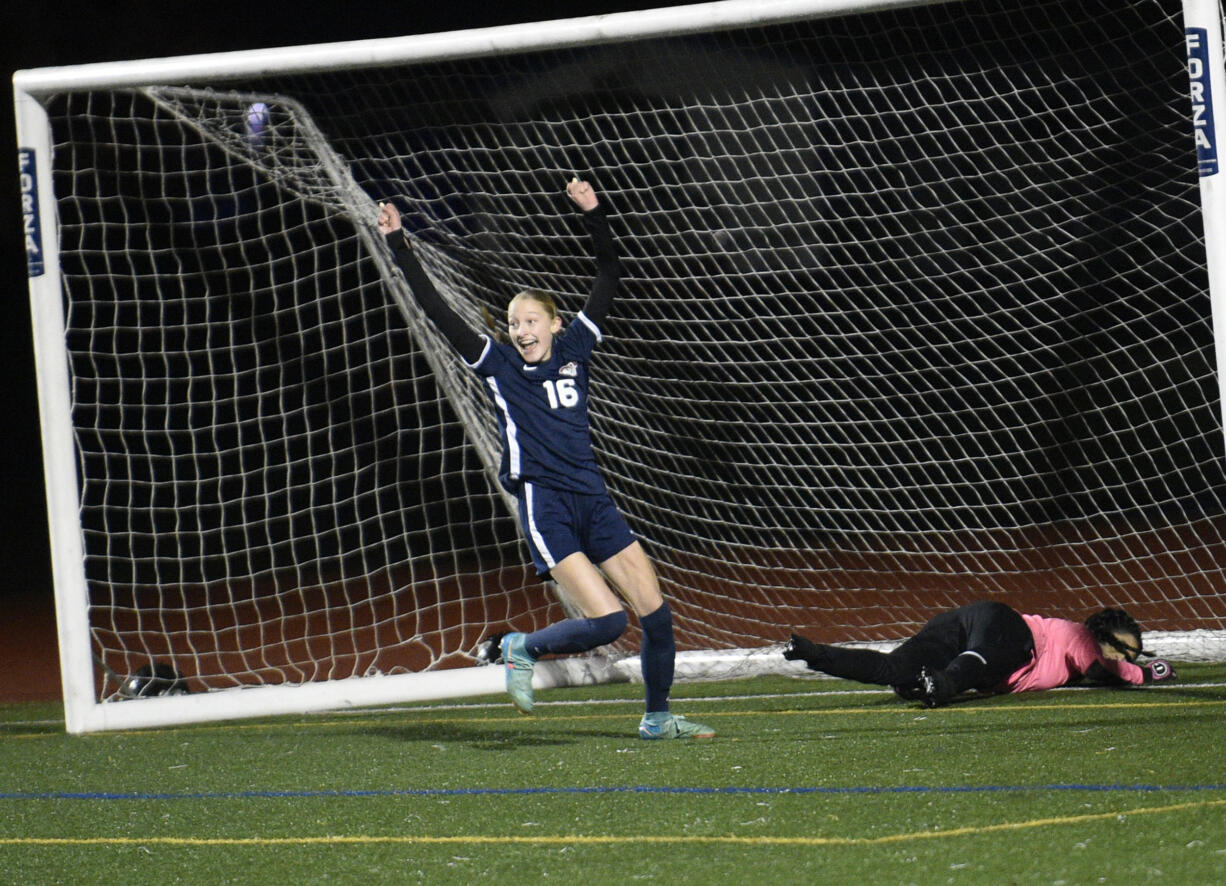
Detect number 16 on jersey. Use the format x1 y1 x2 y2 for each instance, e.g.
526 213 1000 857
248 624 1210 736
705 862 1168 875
543 378 579 409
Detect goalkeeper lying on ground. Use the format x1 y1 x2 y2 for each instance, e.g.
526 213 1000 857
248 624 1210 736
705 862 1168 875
783 601 1176 707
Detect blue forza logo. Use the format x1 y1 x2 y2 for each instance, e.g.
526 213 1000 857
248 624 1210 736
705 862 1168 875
19 148 44 277
1187 28 1219 177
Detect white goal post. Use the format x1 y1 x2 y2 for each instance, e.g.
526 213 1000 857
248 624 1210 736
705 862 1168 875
14 0 1226 733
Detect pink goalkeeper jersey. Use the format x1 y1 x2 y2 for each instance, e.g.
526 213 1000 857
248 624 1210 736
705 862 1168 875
1001 614 1144 693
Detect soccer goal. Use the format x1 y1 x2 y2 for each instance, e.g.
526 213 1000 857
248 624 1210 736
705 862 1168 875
14 0 1226 732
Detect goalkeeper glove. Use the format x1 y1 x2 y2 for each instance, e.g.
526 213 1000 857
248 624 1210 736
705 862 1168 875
1141 659 1176 683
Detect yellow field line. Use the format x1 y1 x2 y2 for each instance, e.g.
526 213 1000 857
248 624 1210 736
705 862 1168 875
3 796 1224 849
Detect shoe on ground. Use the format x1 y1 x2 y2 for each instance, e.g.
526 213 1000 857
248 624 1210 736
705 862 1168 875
475 631 510 665
892 679 925 701
500 632 536 714
782 633 821 664
919 666 954 708
638 712 715 740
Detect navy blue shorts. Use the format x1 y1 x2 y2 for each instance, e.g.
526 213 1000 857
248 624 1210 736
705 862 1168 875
517 482 637 576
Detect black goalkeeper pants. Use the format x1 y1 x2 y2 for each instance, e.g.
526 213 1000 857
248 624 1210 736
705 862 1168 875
801 601 1035 698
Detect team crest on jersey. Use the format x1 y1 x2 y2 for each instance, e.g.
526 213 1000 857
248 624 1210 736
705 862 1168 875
559 362 579 377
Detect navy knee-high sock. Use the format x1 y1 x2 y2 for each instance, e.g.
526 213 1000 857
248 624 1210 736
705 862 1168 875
523 610 628 659
640 603 676 713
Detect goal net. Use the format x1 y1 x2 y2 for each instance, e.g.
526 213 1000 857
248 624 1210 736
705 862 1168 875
14 0 1226 731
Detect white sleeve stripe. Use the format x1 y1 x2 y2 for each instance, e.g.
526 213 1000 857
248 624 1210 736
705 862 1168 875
576 311 602 342
958 650 988 665
465 335 492 369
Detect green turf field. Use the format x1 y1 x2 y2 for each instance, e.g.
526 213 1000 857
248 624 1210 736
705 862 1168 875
3 667 1225 884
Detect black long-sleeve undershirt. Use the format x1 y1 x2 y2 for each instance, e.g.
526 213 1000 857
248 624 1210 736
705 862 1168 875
384 204 620 363
384 231 486 363
577 203 619 327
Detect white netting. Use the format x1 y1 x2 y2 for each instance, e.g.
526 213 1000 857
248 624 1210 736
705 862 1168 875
37 0 1226 701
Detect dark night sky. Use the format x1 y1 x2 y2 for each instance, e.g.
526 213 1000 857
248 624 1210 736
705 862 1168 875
0 0 687 599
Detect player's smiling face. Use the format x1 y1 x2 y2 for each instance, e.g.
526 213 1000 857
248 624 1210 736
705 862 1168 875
508 295 562 364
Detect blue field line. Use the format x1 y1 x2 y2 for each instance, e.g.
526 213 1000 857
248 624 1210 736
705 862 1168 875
4 783 1226 802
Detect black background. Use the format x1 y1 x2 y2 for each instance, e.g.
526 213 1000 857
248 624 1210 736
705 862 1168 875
0 0 682 603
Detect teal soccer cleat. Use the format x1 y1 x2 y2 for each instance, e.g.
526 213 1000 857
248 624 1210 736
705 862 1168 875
638 712 715 740
500 632 536 714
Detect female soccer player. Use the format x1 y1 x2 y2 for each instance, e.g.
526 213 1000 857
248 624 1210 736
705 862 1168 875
376 179 713 740
783 601 1176 707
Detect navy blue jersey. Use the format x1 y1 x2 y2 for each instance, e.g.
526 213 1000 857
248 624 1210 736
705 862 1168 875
468 311 606 495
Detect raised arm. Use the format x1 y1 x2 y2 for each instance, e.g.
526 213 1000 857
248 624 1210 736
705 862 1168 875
377 202 486 364
566 179 619 327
